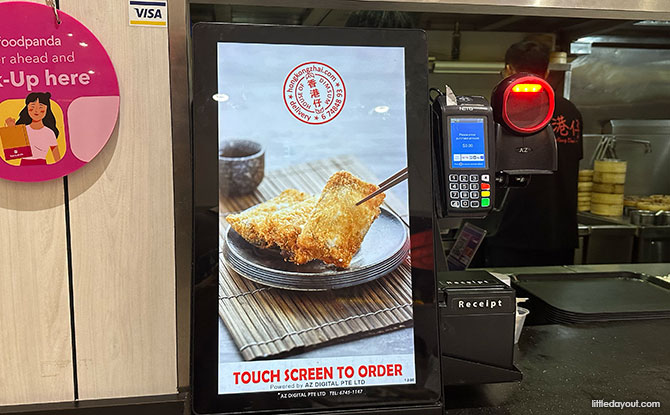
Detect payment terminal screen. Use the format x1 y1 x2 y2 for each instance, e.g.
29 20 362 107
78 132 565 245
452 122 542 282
449 117 487 169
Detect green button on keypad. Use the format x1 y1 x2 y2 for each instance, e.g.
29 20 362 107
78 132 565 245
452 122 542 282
481 198 490 207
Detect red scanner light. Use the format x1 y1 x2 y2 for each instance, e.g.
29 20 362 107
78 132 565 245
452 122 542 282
491 73 555 135
512 83 542 93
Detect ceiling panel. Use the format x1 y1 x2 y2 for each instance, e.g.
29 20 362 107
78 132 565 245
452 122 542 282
190 4 670 41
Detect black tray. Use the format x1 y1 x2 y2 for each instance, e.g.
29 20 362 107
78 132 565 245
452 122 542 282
538 305 670 324
512 272 670 323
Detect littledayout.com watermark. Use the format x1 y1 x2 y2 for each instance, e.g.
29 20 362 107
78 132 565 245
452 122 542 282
592 400 661 409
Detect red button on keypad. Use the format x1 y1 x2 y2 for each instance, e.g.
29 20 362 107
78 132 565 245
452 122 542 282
481 183 491 190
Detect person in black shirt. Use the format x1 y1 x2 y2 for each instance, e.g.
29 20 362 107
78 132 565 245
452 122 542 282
484 40 583 267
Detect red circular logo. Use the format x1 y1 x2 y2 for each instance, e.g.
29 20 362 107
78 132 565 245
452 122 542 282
283 62 346 125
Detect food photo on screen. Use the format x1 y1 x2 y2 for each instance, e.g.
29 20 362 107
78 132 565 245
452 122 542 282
215 41 418 395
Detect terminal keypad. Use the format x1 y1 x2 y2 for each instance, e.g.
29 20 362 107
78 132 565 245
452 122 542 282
447 174 491 209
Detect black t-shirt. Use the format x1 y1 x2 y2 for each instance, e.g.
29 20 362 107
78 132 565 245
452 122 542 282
487 96 583 252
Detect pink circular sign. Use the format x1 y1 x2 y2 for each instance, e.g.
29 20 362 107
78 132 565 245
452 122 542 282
283 62 346 125
0 1 119 182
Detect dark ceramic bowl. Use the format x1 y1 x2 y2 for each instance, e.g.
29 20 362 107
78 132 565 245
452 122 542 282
219 140 265 196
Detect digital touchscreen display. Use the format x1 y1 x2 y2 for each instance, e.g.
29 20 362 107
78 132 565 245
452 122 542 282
449 117 487 169
216 42 416 395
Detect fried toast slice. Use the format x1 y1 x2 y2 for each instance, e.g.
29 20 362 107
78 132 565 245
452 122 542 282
258 196 318 263
296 171 385 268
225 189 310 247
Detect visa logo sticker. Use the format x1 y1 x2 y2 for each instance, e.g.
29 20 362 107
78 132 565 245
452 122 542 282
128 1 167 27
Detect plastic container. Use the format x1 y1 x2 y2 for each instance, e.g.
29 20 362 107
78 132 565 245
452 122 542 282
514 306 529 344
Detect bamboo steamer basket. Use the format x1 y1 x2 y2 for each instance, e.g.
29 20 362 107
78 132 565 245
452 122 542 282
591 202 623 216
592 183 625 194
578 169 594 182
649 194 670 203
593 159 627 185
584 161 627 217
578 182 593 192
592 192 624 205
594 159 627 174
637 201 670 212
593 171 626 184
624 196 639 207
577 192 592 202
577 168 592 209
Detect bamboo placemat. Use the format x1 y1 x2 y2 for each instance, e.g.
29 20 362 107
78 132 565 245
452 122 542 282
219 155 413 361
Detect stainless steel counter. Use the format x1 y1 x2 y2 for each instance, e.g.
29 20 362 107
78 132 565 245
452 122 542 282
578 211 630 226
576 214 636 264
577 212 670 264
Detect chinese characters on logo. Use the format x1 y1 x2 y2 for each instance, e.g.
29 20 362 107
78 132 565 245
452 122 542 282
551 115 580 144
283 62 346 125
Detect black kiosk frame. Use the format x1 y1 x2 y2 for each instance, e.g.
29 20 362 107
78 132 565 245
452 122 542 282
192 23 441 415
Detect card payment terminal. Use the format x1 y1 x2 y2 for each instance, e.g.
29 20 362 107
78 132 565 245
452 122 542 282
432 95 496 218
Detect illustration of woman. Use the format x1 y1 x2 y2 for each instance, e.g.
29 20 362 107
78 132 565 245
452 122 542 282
4 92 61 166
